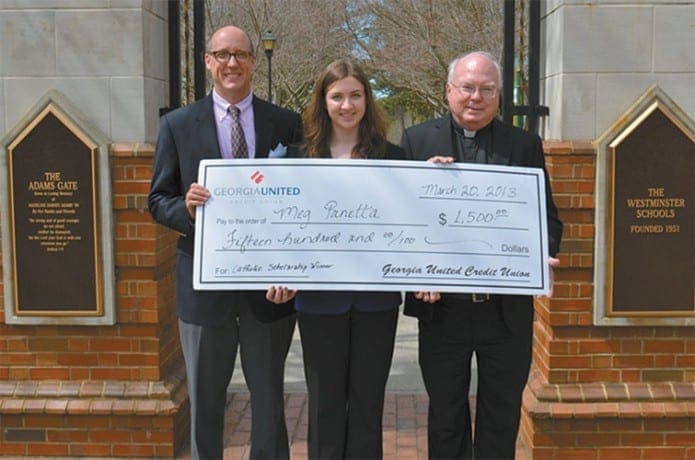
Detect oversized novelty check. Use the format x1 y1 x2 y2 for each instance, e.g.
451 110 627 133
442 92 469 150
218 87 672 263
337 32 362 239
193 159 550 294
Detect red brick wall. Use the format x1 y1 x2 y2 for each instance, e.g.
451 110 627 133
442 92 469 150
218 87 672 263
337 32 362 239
0 143 188 456
519 141 695 459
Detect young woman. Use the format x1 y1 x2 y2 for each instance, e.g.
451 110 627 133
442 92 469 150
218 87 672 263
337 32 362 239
267 58 404 459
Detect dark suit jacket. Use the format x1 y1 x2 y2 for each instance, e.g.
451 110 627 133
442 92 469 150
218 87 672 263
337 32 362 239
294 142 405 315
148 94 303 326
400 115 563 334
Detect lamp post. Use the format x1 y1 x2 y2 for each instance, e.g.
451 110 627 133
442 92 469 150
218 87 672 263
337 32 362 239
261 30 277 103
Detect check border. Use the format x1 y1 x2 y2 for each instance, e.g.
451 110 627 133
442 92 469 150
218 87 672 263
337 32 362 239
193 159 550 294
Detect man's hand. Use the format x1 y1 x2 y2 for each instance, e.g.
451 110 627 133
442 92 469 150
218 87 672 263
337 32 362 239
185 183 211 218
547 256 560 298
415 291 441 303
427 155 455 164
266 286 297 304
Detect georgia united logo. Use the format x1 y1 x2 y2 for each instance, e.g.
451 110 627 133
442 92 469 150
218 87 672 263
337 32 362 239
250 170 264 184
212 170 300 197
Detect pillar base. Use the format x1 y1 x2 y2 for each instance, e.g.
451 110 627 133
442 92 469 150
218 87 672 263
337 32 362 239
521 369 695 459
0 366 189 457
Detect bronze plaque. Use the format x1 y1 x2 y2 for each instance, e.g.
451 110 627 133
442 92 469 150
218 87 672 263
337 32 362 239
8 108 102 315
609 107 694 316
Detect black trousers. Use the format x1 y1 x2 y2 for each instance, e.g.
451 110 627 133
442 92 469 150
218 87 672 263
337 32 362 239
418 298 533 459
298 307 398 460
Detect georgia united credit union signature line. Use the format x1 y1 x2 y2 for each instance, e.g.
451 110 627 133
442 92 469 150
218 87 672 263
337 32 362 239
381 276 532 284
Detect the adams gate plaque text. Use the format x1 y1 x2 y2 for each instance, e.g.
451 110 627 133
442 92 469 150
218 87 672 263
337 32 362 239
8 108 102 316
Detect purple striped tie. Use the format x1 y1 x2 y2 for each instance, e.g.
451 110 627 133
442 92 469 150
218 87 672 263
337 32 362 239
229 106 247 159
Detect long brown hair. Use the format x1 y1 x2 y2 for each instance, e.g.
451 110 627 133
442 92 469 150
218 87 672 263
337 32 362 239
303 59 388 159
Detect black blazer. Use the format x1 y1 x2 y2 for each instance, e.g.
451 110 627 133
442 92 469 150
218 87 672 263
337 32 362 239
148 94 303 326
400 115 563 334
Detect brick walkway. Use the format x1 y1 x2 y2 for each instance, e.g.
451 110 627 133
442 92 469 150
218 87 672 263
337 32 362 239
177 392 529 460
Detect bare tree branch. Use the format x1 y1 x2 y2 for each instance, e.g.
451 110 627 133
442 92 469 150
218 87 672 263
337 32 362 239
193 0 502 120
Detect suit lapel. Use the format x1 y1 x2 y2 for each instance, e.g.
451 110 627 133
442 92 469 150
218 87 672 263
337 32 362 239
489 118 513 166
439 114 455 155
252 96 273 158
431 114 457 158
195 95 223 159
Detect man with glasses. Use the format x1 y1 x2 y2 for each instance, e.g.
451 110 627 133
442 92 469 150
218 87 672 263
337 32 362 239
401 51 563 459
148 25 302 459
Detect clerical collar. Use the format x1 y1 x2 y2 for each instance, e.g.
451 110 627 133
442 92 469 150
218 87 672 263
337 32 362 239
452 119 493 138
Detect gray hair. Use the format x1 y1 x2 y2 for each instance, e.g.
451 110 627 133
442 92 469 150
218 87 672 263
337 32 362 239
447 51 502 88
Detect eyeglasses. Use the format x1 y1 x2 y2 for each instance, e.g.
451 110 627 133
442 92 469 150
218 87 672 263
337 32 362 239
449 83 498 100
208 50 254 64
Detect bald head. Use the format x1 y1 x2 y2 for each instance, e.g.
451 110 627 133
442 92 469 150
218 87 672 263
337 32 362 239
207 26 254 54
448 51 501 88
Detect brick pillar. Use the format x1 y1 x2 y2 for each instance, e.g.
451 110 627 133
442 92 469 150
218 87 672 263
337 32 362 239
519 141 695 459
0 143 188 457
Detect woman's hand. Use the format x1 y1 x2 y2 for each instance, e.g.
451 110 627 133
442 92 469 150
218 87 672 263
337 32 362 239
427 155 454 164
415 291 441 303
266 286 297 304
